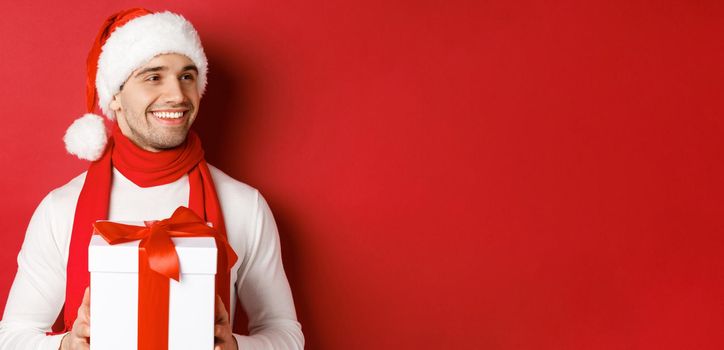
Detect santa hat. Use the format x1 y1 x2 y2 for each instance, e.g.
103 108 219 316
63 8 209 161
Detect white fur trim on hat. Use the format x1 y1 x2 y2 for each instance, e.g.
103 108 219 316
63 113 108 161
96 11 208 120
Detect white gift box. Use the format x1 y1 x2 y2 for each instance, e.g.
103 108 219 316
88 234 217 350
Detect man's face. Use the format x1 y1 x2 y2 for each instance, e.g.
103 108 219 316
109 53 201 152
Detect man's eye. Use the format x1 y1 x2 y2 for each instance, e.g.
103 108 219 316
181 74 195 80
146 75 160 81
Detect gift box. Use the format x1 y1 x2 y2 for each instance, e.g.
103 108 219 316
88 231 218 350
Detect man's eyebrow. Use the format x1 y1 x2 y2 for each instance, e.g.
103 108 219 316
133 65 198 78
134 66 167 78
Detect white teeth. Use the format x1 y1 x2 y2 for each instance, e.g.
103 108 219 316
151 111 185 119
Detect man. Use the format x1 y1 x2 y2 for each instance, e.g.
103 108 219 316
0 8 304 350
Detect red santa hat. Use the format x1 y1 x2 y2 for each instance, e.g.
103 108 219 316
63 8 209 161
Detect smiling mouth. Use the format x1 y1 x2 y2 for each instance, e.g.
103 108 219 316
148 110 190 125
151 111 186 119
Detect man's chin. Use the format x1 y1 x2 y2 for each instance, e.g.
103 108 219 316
152 138 189 150
145 131 191 151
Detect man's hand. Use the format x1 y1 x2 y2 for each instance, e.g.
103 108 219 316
59 287 91 350
214 294 238 350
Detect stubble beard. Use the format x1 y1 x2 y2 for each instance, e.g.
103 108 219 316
125 109 193 151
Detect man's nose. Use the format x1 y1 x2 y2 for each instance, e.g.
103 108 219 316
161 78 185 104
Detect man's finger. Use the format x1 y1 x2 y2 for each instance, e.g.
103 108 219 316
75 339 90 350
77 305 88 319
82 286 91 320
215 294 228 323
72 339 90 350
82 287 90 306
75 321 91 338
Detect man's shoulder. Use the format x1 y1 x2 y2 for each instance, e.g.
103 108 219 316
45 171 88 205
40 166 264 211
28 171 89 222
207 164 260 202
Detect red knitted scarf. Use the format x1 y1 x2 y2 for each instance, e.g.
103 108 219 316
52 124 233 332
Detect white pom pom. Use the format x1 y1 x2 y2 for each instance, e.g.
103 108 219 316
63 113 108 161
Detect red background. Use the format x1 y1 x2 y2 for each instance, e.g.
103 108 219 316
1 1 723 349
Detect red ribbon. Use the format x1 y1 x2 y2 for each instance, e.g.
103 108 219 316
93 206 238 350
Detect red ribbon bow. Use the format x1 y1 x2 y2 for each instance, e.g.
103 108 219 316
93 206 238 350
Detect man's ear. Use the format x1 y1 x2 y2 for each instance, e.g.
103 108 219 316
109 93 122 112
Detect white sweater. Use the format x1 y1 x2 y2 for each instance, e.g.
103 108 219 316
0 165 304 349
